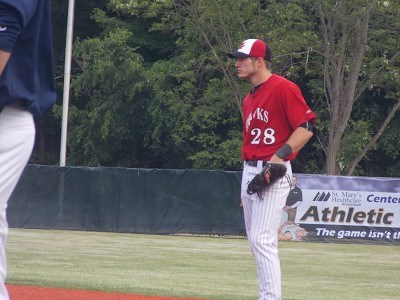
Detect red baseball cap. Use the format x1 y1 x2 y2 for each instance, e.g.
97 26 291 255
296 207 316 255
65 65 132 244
227 39 272 62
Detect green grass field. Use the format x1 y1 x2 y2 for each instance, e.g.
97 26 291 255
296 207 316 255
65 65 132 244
5 228 400 300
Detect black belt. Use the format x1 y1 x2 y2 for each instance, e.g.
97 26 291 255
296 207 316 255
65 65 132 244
245 160 268 167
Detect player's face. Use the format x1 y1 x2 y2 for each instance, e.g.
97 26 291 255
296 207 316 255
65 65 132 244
234 57 258 79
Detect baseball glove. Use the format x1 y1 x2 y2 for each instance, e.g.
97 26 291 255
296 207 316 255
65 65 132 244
246 162 287 196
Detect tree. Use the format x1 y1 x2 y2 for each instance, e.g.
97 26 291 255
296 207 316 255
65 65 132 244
60 0 400 176
315 0 400 175
61 18 151 167
59 4 201 168
99 0 247 169
144 0 321 172
156 0 400 175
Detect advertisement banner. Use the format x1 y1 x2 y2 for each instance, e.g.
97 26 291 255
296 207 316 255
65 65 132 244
279 174 400 244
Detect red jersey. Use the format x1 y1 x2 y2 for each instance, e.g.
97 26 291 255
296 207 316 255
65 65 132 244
242 74 316 161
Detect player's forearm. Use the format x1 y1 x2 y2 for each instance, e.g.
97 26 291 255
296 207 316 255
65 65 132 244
270 127 313 163
285 127 313 153
0 50 11 76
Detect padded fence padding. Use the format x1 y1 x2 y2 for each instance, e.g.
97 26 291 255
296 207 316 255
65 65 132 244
8 165 245 235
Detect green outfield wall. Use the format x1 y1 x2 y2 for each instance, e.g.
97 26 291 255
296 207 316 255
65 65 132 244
7 164 400 244
8 165 245 235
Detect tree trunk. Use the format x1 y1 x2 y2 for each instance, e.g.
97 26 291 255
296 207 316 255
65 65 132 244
318 0 373 175
326 137 339 174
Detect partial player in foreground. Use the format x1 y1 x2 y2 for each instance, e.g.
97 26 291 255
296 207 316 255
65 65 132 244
227 38 316 300
0 1 56 299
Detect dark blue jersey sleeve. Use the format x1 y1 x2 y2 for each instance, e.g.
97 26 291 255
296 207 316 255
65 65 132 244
0 0 37 27
0 4 22 52
0 0 56 115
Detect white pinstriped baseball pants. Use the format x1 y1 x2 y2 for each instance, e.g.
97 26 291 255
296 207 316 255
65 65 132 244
241 161 292 300
0 104 35 300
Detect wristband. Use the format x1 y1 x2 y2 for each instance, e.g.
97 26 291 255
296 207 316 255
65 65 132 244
275 144 293 159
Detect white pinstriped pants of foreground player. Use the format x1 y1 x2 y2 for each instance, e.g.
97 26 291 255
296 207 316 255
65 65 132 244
241 161 291 300
0 104 35 300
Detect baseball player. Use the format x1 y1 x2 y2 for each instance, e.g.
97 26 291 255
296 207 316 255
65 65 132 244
0 1 56 299
284 176 303 223
227 39 316 300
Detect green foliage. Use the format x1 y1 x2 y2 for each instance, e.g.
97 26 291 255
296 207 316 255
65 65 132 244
144 59 197 168
187 78 242 169
65 26 150 166
107 0 177 61
338 120 374 174
42 0 400 176
146 60 241 169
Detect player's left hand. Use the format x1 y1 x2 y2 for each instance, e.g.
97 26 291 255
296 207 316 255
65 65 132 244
269 154 284 164
246 162 287 196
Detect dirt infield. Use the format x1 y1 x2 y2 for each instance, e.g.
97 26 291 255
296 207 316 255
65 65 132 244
6 285 202 300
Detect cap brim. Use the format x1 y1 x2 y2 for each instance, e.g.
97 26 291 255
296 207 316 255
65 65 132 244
227 51 251 58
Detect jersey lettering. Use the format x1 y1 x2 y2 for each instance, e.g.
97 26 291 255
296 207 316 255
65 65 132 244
263 128 275 144
246 108 269 132
253 108 269 123
250 127 276 145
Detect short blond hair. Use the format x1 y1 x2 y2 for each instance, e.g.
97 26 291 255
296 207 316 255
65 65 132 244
251 57 271 70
